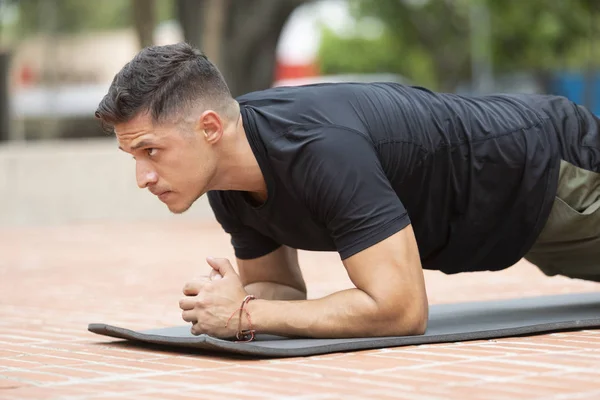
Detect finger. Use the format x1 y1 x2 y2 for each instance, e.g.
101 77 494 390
181 309 197 323
182 278 208 296
190 322 203 336
191 274 211 281
206 257 236 277
209 268 223 281
179 296 196 310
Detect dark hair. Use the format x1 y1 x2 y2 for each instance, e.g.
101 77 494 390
95 42 233 131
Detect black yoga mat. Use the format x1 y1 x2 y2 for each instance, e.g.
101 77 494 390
88 291 600 358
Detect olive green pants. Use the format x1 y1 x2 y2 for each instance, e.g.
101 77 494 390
524 160 600 282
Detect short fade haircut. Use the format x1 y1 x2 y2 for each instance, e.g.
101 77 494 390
95 42 234 132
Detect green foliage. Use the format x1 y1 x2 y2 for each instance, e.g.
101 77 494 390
487 0 593 73
317 0 600 91
4 0 174 37
318 24 436 87
15 0 130 35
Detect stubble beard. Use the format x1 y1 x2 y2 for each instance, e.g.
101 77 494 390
168 190 205 214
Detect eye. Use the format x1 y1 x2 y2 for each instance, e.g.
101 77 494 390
147 148 158 157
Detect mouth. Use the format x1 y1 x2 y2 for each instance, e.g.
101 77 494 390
156 191 173 201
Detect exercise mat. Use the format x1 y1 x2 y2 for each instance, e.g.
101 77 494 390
88 291 600 358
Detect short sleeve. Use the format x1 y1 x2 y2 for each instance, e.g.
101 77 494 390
283 127 411 259
207 191 281 259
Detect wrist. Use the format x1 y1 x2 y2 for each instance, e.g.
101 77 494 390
244 297 270 336
229 295 257 341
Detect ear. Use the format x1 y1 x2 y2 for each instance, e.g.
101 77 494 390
196 110 224 144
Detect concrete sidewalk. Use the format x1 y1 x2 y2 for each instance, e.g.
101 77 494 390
1 220 600 399
0 138 214 227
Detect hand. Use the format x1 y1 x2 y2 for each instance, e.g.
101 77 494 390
179 257 249 338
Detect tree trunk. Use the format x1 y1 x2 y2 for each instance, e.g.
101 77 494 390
177 0 310 97
175 0 205 49
132 0 156 49
202 0 227 67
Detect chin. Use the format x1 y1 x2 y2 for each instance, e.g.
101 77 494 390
164 191 205 214
166 195 199 214
167 202 193 214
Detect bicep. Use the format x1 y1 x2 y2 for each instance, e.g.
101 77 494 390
289 130 410 259
236 246 306 293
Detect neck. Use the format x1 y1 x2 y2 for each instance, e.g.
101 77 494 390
209 113 267 199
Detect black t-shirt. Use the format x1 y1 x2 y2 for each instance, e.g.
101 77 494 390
207 82 568 274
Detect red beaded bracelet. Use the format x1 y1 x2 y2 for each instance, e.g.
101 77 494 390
226 294 256 342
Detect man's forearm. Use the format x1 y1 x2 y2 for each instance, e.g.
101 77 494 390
246 288 427 338
244 282 307 301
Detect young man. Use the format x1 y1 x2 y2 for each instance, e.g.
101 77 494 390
96 43 600 340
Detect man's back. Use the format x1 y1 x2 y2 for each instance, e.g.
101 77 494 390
210 82 570 273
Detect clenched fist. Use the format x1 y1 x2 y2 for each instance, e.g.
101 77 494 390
179 257 250 338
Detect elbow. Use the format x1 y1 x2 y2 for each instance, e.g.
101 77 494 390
408 306 428 335
400 300 428 336
379 296 429 336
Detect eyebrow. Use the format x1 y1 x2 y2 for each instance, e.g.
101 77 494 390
118 140 155 152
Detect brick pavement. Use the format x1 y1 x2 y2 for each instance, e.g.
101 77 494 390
1 220 600 399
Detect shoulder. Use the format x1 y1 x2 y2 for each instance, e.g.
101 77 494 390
236 83 398 114
268 126 383 204
269 125 376 165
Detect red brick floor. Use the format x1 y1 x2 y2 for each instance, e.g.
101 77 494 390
1 220 600 399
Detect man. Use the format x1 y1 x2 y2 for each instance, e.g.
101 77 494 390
96 43 600 340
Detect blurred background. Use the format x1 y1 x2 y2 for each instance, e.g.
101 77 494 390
0 0 599 227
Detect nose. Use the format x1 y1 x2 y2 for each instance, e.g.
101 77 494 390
135 160 158 189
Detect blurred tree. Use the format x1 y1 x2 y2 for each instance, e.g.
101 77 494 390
319 0 474 91
8 0 173 37
132 0 156 49
175 0 312 97
4 0 310 96
319 0 599 92
318 22 436 87
14 0 131 35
